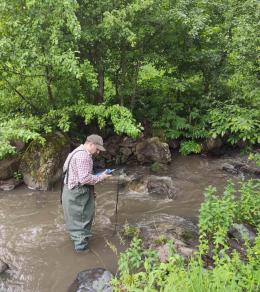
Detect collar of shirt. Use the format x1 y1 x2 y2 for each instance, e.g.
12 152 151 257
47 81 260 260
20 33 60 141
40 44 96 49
80 144 92 157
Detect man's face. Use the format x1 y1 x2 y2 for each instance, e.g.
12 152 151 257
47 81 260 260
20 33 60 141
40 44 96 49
91 143 100 155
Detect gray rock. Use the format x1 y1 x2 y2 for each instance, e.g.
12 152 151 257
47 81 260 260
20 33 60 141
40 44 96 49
222 163 239 175
68 268 113 292
137 214 199 246
222 160 260 177
229 223 256 244
150 162 168 174
136 137 171 164
147 176 176 199
0 178 22 191
20 132 70 191
0 259 8 274
176 246 195 258
120 175 176 200
0 157 20 180
119 147 133 164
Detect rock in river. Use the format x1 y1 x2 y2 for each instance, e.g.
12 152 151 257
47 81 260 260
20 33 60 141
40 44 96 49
68 268 113 292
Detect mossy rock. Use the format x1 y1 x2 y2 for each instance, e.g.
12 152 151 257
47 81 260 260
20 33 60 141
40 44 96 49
150 162 168 174
136 137 171 164
20 132 70 190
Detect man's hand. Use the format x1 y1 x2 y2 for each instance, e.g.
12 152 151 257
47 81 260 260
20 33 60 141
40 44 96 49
102 172 112 179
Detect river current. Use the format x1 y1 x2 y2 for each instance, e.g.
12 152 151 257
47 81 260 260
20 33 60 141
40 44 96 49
0 154 242 291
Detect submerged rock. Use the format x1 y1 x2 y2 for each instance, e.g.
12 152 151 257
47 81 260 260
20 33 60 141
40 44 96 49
222 158 260 177
147 176 177 199
120 174 177 200
0 178 22 191
68 268 113 292
0 259 8 274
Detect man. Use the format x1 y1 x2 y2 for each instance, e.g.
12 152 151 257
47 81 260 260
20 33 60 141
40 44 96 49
62 134 111 252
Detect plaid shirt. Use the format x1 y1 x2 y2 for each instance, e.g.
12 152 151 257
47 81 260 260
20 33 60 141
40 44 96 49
63 145 105 189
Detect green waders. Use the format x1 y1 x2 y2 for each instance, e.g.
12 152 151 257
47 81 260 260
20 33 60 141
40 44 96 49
62 184 95 250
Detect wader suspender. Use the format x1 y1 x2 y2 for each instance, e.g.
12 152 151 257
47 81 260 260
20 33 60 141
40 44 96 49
60 150 86 204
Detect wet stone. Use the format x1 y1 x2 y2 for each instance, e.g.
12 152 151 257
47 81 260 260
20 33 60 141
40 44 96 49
68 268 113 292
137 214 199 247
0 259 8 274
229 223 256 244
0 178 22 191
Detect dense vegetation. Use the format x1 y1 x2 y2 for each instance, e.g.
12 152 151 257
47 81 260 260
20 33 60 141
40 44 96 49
112 179 260 291
0 0 259 158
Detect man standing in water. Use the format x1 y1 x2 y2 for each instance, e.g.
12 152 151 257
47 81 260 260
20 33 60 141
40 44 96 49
62 134 111 252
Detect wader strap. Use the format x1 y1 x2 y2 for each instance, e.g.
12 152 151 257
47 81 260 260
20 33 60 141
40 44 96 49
60 149 86 204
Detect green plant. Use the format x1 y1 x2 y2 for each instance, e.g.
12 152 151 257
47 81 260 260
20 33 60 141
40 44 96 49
249 153 260 167
112 179 260 291
13 171 23 182
198 181 236 261
210 105 260 145
122 222 140 239
236 180 260 227
179 140 202 156
0 102 141 159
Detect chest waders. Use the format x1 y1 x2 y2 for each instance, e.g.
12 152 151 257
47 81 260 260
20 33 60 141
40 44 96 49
61 149 95 251
60 149 86 204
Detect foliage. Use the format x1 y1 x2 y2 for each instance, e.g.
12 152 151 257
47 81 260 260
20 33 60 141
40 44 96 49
210 105 260 145
0 116 45 158
113 234 260 292
0 102 141 159
112 179 260 291
0 0 259 157
198 181 236 260
179 140 202 156
13 171 23 182
249 153 260 167
236 180 260 227
199 180 260 259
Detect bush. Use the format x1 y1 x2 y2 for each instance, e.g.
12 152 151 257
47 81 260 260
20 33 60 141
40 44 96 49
112 179 260 291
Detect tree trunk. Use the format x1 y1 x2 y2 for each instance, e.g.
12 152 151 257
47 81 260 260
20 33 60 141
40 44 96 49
130 62 140 111
96 60 104 103
45 65 55 108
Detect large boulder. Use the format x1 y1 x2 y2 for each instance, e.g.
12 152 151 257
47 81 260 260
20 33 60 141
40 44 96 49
135 137 171 164
0 157 20 180
68 268 113 292
121 214 198 259
202 137 223 153
20 132 70 190
137 214 199 246
120 175 177 200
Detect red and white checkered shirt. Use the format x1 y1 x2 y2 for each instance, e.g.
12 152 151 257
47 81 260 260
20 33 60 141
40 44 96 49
63 145 105 189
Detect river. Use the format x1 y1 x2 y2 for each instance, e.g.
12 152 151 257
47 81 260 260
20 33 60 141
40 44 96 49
0 154 242 291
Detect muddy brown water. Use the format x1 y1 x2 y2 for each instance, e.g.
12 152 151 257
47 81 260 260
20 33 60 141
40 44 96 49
0 155 243 291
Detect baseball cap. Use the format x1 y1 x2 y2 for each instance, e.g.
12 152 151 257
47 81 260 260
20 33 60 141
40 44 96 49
86 134 106 151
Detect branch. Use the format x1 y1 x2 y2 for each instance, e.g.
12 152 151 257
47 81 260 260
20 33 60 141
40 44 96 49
1 65 45 78
2 77 42 115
